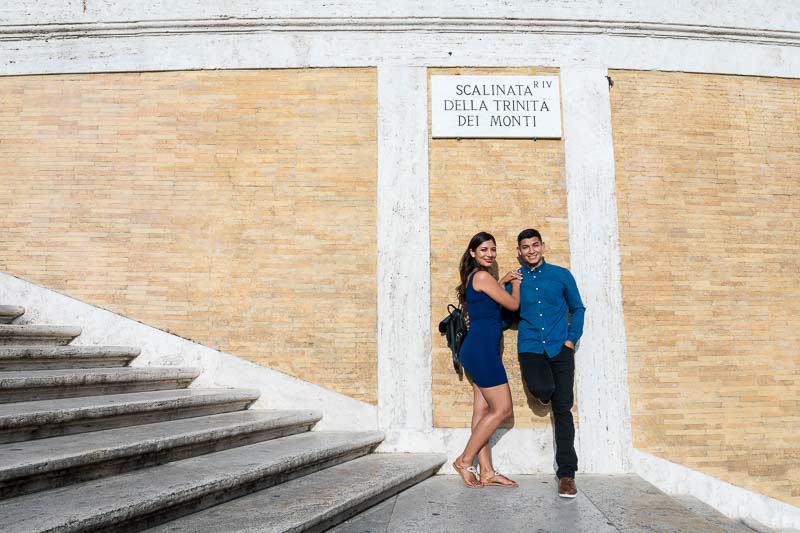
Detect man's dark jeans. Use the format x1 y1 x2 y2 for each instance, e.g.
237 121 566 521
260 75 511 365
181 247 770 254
519 345 577 479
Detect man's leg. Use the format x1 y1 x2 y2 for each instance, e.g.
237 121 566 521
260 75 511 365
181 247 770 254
518 352 555 403
550 345 578 480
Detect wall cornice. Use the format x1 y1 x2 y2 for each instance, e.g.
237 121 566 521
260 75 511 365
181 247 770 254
2 18 799 48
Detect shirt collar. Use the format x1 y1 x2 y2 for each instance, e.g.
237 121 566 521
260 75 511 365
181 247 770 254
526 258 547 274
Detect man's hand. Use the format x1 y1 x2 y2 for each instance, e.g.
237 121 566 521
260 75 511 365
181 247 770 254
564 340 575 349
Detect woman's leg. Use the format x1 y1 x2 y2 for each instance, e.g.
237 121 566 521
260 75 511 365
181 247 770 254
471 383 492 472
471 383 518 487
454 383 491 488
457 382 513 466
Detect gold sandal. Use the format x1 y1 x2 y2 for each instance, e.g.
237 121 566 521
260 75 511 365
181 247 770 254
481 470 519 488
452 459 483 488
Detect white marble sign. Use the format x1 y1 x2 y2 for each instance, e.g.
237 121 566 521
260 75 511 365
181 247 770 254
430 75 562 139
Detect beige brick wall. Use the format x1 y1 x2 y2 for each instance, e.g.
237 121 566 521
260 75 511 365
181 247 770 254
429 67 573 429
0 69 379 404
611 70 800 505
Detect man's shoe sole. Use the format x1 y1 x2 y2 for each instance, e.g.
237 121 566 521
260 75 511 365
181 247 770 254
558 492 577 498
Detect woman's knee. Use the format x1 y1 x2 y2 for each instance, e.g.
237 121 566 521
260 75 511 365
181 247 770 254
490 402 513 421
473 401 490 418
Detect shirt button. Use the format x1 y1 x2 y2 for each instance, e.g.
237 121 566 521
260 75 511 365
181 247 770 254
542 341 546 344
539 314 543 316
541 327 545 330
535 288 539 291
538 301 541 304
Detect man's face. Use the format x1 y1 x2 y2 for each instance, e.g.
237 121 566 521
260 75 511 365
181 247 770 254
517 237 544 267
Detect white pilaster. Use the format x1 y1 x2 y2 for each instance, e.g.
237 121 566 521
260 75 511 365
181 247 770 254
376 65 432 431
561 67 632 473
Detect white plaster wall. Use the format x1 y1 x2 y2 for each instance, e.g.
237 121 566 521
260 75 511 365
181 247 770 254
633 450 800 530
1 1 799 78
0 272 377 432
2 32 799 79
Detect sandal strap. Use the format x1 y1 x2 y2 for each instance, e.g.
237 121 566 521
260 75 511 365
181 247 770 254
483 469 514 482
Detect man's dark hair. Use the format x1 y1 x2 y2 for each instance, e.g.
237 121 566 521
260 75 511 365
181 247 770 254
517 228 542 245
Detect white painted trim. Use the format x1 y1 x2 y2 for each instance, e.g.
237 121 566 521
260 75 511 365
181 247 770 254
2 32 800 79
0 272 377 431
562 67 633 474
376 65 432 432
633 449 800 530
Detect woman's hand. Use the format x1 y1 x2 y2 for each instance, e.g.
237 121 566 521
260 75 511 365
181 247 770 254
499 269 522 286
473 270 521 311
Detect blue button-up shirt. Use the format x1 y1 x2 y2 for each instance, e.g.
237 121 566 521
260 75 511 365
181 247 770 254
505 260 586 358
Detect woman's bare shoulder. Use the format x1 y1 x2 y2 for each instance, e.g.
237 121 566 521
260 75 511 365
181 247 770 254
471 270 494 287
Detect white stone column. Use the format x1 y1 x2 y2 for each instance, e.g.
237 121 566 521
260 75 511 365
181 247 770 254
561 67 633 473
376 65 432 431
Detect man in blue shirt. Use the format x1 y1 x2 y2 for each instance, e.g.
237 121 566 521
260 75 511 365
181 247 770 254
506 228 585 498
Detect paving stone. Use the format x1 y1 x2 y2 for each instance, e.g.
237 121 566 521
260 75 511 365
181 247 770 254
672 495 766 533
335 475 618 533
579 474 739 532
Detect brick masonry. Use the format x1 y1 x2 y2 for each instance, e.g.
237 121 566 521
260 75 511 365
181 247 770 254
0 68 379 404
428 67 576 429
611 70 800 506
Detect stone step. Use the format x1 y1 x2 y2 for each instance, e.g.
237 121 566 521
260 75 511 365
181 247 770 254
0 367 200 403
0 430 384 533
0 409 322 499
0 325 82 346
0 306 25 324
0 346 141 370
145 453 446 533
0 388 260 444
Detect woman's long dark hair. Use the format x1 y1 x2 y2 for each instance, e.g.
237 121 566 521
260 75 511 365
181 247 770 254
456 231 496 308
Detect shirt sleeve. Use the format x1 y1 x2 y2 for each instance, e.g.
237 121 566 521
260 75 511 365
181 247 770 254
564 270 586 344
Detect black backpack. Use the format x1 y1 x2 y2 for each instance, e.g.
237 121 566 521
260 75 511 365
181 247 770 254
438 304 467 375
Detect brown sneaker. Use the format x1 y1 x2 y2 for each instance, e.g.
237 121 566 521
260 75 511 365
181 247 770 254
558 476 577 498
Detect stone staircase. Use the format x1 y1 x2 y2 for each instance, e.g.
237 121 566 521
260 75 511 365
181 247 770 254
0 304 445 532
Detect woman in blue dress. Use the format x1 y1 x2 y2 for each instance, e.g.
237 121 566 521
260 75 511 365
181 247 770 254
453 231 521 488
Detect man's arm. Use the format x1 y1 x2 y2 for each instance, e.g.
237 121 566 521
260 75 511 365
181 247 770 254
501 281 519 329
564 270 585 347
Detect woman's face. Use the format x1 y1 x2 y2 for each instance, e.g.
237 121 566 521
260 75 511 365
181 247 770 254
470 239 497 268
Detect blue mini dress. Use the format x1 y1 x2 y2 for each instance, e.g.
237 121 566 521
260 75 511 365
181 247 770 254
459 271 508 388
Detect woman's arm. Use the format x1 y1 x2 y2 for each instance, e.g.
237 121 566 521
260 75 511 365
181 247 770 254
472 271 521 311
